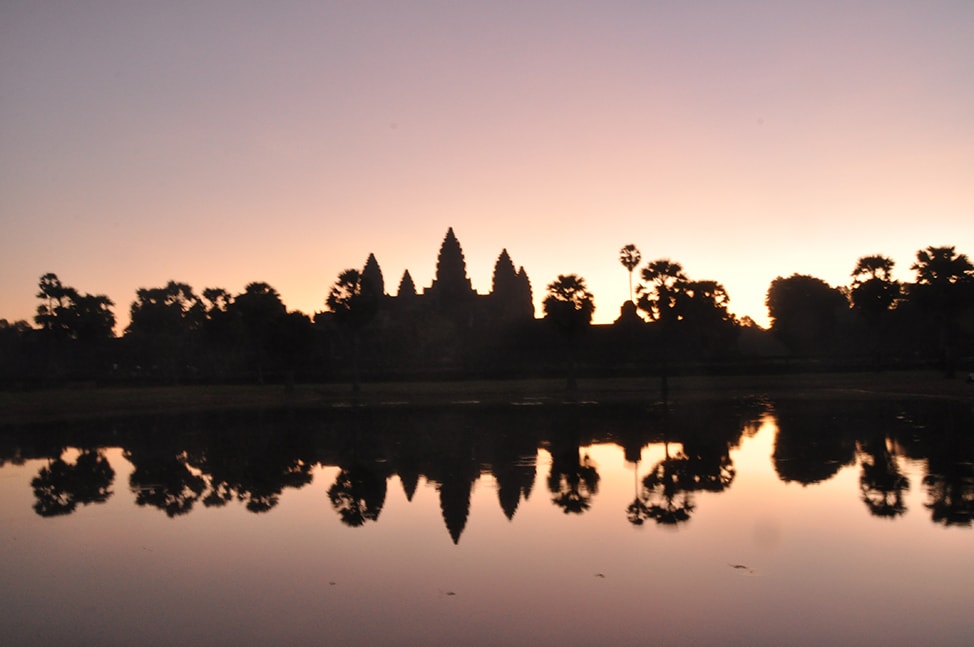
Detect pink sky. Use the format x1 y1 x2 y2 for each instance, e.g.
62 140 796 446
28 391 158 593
2 1 972 330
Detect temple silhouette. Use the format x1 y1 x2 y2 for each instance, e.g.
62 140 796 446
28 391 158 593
364 227 534 326
330 227 539 377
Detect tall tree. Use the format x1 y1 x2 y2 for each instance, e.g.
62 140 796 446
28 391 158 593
766 274 848 356
326 269 379 392
618 244 642 304
229 282 289 384
543 274 595 391
850 255 899 320
636 259 687 325
909 246 974 376
35 273 115 341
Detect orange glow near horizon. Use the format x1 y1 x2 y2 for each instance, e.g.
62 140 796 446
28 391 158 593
2 3 972 331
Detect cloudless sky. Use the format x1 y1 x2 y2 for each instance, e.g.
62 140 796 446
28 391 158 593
2 1 972 330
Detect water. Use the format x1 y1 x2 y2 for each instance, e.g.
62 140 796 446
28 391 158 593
1 398 972 646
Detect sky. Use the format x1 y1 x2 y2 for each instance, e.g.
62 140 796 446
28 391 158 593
2 1 972 330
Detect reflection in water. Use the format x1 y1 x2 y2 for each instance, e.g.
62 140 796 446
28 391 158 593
3 397 974 645
31 449 115 517
2 399 972 532
857 436 909 518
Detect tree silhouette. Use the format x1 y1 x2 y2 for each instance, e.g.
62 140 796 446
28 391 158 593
619 244 642 304
229 282 290 383
327 269 379 392
543 274 595 392
766 274 848 356
850 255 900 364
35 273 115 342
909 246 973 377
635 260 688 401
851 255 899 316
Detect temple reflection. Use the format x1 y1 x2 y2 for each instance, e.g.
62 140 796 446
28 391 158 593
2 398 972 536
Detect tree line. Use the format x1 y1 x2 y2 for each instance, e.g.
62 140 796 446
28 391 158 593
0 242 971 386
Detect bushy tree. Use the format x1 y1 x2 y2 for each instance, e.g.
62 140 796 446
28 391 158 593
766 274 848 355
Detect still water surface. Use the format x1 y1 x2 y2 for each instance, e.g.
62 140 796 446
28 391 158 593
1 398 972 646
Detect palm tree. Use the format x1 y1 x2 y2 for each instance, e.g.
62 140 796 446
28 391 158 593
543 274 595 392
618 244 641 304
909 246 974 377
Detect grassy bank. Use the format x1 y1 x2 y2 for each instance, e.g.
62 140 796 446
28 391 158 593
1 371 971 426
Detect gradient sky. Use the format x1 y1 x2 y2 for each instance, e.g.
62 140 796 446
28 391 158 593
2 1 972 330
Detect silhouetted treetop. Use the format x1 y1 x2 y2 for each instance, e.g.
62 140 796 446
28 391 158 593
766 274 848 354
327 269 379 331
543 274 595 335
850 255 899 320
35 273 116 341
619 244 641 304
636 259 687 324
911 246 973 286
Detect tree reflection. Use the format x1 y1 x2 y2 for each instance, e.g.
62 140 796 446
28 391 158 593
772 401 857 485
547 427 600 515
328 464 388 527
922 418 974 526
640 440 694 525
857 436 909 518
127 448 205 517
31 449 115 517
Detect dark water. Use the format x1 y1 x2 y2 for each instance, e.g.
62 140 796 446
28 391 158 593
1 398 972 646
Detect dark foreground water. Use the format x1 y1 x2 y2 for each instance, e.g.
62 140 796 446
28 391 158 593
1 396 972 646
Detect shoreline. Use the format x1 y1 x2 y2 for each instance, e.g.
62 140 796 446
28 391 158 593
1 371 972 426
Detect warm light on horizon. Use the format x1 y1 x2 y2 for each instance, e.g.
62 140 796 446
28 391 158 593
2 3 972 331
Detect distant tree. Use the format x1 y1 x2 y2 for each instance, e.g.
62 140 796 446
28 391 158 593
125 281 204 380
35 273 115 342
619 244 642 304
543 274 595 334
910 246 973 286
908 246 974 376
127 281 203 338
543 274 594 392
636 259 687 325
766 274 848 355
229 282 289 383
850 255 899 321
327 269 379 392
